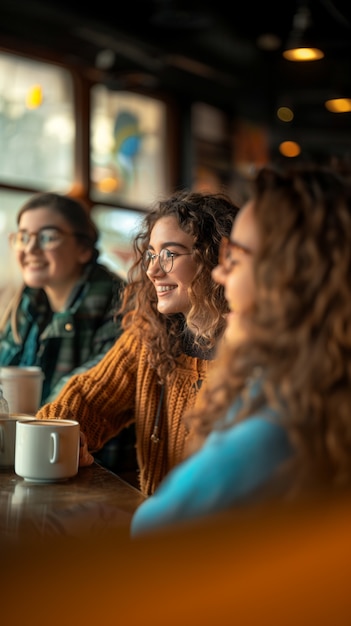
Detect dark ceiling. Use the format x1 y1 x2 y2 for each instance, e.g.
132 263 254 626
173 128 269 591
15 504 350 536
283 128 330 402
1 0 351 163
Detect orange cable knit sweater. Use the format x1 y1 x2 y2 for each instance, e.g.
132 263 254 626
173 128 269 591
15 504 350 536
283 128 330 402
36 325 212 496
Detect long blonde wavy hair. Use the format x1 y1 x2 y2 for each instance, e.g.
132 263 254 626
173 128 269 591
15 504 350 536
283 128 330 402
185 165 351 494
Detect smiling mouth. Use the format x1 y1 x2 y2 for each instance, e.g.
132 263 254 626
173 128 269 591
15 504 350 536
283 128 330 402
25 262 47 269
156 285 176 293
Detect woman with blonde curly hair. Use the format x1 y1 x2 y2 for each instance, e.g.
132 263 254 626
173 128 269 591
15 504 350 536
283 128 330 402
36 189 240 495
131 164 351 535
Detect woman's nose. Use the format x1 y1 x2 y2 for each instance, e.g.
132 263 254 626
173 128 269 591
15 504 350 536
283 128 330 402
147 258 165 277
25 235 40 252
212 263 225 285
25 235 41 252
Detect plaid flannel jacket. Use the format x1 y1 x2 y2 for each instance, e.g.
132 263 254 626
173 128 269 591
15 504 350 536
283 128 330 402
0 262 125 404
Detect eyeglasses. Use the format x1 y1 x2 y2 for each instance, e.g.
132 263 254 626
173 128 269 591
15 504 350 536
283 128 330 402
219 236 252 272
142 248 192 273
10 227 81 251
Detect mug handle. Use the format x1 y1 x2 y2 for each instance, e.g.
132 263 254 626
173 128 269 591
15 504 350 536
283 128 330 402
0 426 4 453
50 432 60 464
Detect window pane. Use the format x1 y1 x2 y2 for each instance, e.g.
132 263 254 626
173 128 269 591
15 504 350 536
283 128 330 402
91 86 168 209
91 205 145 280
0 52 75 190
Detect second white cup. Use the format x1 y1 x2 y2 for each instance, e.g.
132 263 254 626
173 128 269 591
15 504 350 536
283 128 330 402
15 419 80 483
0 414 36 468
0 366 44 413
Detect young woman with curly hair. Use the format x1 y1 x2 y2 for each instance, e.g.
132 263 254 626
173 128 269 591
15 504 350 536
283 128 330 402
36 189 240 495
131 164 351 535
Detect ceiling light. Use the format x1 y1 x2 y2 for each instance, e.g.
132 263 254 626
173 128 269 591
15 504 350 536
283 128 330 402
277 106 294 122
325 98 351 113
283 47 324 62
283 4 324 62
279 141 301 158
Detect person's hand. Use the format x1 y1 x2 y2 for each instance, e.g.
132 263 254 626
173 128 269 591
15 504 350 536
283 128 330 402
79 430 94 466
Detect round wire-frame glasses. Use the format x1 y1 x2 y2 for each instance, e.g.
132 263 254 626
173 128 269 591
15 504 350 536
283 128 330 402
218 236 253 272
142 248 192 273
10 227 82 251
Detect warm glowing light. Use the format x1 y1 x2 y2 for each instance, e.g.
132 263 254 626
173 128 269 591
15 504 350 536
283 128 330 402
96 177 121 193
25 84 43 109
282 47 324 61
277 107 294 122
325 98 351 113
279 141 301 158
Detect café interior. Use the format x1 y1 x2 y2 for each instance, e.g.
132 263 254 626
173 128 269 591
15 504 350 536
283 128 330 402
1 1 351 623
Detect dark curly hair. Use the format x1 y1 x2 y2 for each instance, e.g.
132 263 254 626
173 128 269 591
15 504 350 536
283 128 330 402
186 165 351 493
119 189 240 382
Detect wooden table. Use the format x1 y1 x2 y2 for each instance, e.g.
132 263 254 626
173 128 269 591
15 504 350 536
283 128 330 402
0 461 145 541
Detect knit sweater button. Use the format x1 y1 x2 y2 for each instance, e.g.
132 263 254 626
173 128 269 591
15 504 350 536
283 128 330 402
64 323 74 332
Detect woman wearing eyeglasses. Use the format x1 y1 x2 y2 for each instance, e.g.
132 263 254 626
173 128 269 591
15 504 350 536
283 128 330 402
0 192 125 403
36 189 240 496
131 164 351 536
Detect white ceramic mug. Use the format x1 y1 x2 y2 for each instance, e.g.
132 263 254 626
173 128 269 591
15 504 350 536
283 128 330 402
0 366 44 413
0 414 36 467
15 419 80 483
